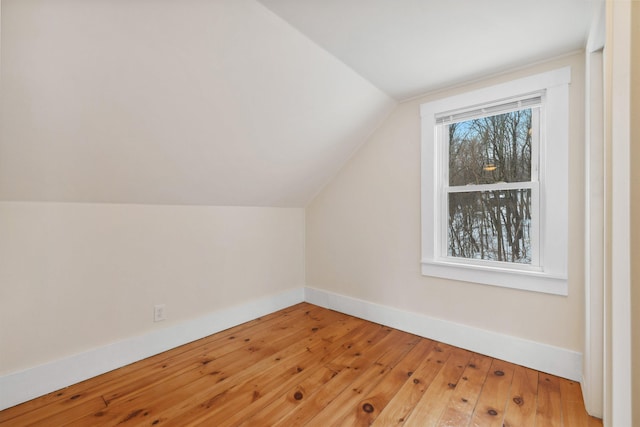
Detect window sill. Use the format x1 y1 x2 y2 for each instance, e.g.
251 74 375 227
421 258 568 295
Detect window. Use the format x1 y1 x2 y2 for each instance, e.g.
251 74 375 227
421 67 570 295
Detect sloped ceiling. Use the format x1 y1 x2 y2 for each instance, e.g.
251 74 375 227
0 0 596 207
0 0 395 207
259 0 597 100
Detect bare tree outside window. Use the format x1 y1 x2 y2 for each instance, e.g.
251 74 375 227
446 109 534 264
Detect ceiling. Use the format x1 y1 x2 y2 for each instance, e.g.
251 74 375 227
0 0 598 207
259 0 598 100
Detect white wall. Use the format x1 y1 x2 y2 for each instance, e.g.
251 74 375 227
0 202 304 375
0 0 394 207
631 2 640 424
306 53 585 353
603 0 634 424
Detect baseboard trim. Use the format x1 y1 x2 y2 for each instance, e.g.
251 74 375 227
0 287 304 411
304 286 583 382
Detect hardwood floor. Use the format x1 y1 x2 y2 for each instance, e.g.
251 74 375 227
0 303 601 426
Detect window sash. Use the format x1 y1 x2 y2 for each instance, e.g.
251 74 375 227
436 105 541 267
439 184 540 268
442 106 541 188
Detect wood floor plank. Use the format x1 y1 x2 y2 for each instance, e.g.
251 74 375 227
156 315 367 426
333 337 436 426
435 352 493 427
235 324 390 426
371 342 456 426
236 364 339 426
402 347 472 427
536 373 563 427
239 324 395 427
23 398 107 427
559 377 589 427
502 365 538 427
269 326 404 427
0 304 602 427
589 415 604 427
283 329 420 426
469 358 517 427
2 394 107 427
235 324 388 425
217 317 385 427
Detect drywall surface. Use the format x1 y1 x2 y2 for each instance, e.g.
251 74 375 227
306 53 585 352
0 202 304 375
0 0 394 207
631 1 640 424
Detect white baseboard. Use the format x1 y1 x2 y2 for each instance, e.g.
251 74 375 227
304 287 583 382
0 288 304 411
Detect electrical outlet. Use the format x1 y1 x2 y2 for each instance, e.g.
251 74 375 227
154 304 166 322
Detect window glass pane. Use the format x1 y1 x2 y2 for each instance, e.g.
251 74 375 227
448 109 533 186
448 189 532 264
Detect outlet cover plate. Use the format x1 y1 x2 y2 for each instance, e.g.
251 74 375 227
154 304 166 322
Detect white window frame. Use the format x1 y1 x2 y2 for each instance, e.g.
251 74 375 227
421 67 570 295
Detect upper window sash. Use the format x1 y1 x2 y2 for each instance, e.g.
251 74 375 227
439 105 541 189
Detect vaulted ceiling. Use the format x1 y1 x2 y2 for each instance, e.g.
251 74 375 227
259 0 598 100
0 0 597 207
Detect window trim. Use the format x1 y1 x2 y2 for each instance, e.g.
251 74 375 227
420 67 570 295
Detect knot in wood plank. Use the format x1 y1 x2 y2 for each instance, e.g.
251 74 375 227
362 403 374 413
